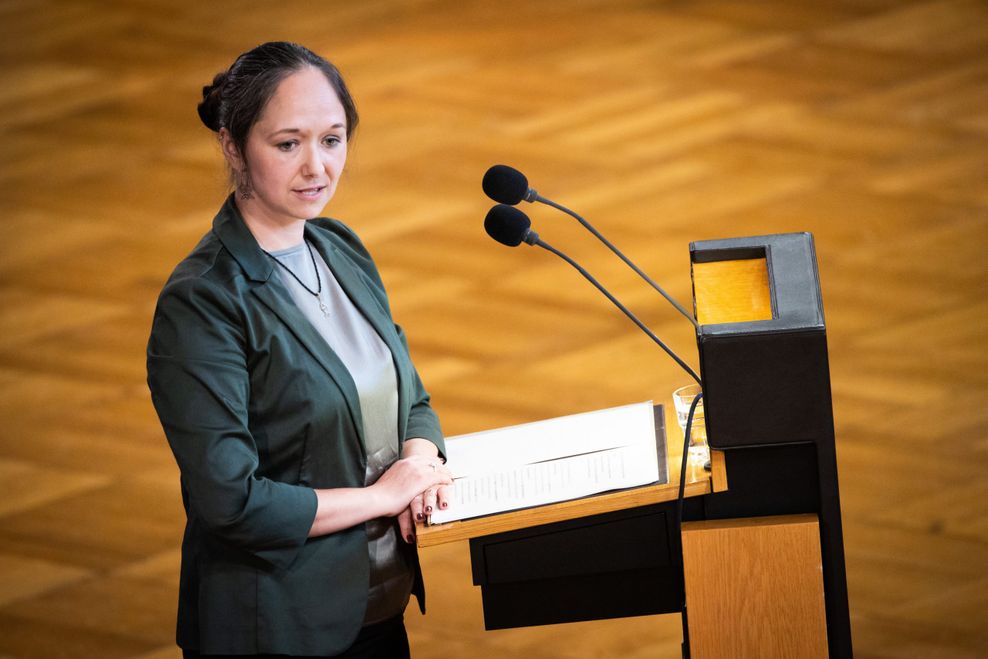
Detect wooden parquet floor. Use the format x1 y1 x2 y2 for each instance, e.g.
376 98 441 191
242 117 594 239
1 1 986 657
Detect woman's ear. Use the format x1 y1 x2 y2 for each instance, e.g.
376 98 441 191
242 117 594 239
219 128 244 171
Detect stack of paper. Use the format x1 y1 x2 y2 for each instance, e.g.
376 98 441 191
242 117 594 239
429 401 666 524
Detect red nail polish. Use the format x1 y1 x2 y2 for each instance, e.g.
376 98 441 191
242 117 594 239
406 534 414 543
416 512 423 521
425 505 433 514
441 502 448 509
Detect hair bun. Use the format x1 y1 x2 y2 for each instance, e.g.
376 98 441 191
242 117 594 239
197 70 228 132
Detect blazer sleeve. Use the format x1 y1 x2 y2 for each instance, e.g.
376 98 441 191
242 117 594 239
147 275 317 571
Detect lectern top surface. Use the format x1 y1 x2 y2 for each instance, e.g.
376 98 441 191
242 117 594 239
690 232 825 337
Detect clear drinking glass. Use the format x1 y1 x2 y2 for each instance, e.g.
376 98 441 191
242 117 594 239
672 384 709 467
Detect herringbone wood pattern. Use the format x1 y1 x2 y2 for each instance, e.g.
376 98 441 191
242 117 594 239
1 1 986 657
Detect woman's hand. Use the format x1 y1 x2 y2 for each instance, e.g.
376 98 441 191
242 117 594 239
372 454 451 514
307 441 450 540
397 438 453 543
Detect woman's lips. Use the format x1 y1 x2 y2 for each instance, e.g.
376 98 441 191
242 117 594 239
293 185 326 198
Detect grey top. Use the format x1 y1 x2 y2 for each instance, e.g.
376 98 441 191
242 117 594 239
268 241 412 625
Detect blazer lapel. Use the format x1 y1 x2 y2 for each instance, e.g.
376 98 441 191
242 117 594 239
251 281 366 447
211 197 366 448
305 227 412 438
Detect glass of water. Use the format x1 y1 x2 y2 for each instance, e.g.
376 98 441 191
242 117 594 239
672 384 709 467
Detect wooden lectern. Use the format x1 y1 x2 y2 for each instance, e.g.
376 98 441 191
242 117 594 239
419 233 853 658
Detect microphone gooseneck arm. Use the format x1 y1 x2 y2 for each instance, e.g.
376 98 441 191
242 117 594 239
533 194 699 330
532 237 701 385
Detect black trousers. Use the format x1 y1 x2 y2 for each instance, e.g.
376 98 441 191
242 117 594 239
182 614 410 659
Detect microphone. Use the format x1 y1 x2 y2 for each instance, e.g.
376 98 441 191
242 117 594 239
484 204 539 246
484 205 701 384
482 164 698 329
482 165 538 205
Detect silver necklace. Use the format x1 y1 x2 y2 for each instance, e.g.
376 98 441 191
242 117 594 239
265 242 330 317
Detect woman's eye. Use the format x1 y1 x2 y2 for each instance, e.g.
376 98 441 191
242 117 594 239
323 136 342 147
277 141 297 151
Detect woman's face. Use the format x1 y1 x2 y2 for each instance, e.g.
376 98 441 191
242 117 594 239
230 66 349 226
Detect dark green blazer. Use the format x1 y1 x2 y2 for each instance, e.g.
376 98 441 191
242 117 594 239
147 196 444 656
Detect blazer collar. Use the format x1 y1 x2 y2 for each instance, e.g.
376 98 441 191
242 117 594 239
209 196 408 447
304 224 400 356
210 195 393 345
210 197 399 362
211 194 275 283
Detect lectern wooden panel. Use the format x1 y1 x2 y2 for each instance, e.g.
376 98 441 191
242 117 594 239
682 514 828 659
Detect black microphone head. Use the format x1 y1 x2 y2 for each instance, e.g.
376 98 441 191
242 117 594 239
482 164 530 205
485 204 533 247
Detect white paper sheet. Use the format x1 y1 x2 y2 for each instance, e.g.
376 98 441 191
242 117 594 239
429 401 662 524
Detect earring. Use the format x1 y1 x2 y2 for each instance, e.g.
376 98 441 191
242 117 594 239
237 168 253 200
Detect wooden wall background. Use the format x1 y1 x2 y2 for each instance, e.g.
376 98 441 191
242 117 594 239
1 0 986 657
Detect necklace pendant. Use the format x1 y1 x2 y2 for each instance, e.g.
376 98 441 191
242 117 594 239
319 298 330 317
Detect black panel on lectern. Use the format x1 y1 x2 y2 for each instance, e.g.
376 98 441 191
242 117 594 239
481 566 681 630
470 504 683 630
478 510 670 584
700 331 834 448
703 443 819 519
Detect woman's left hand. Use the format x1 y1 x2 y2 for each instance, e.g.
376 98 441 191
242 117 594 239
399 438 452 543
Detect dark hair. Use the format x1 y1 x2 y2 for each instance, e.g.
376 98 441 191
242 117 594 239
197 41 359 160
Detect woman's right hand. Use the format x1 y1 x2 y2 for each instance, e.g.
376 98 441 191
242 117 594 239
307 456 451 539
372 455 452 518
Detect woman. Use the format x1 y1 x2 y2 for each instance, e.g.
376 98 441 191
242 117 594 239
147 42 452 658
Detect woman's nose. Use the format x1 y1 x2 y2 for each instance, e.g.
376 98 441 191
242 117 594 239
300 144 322 177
